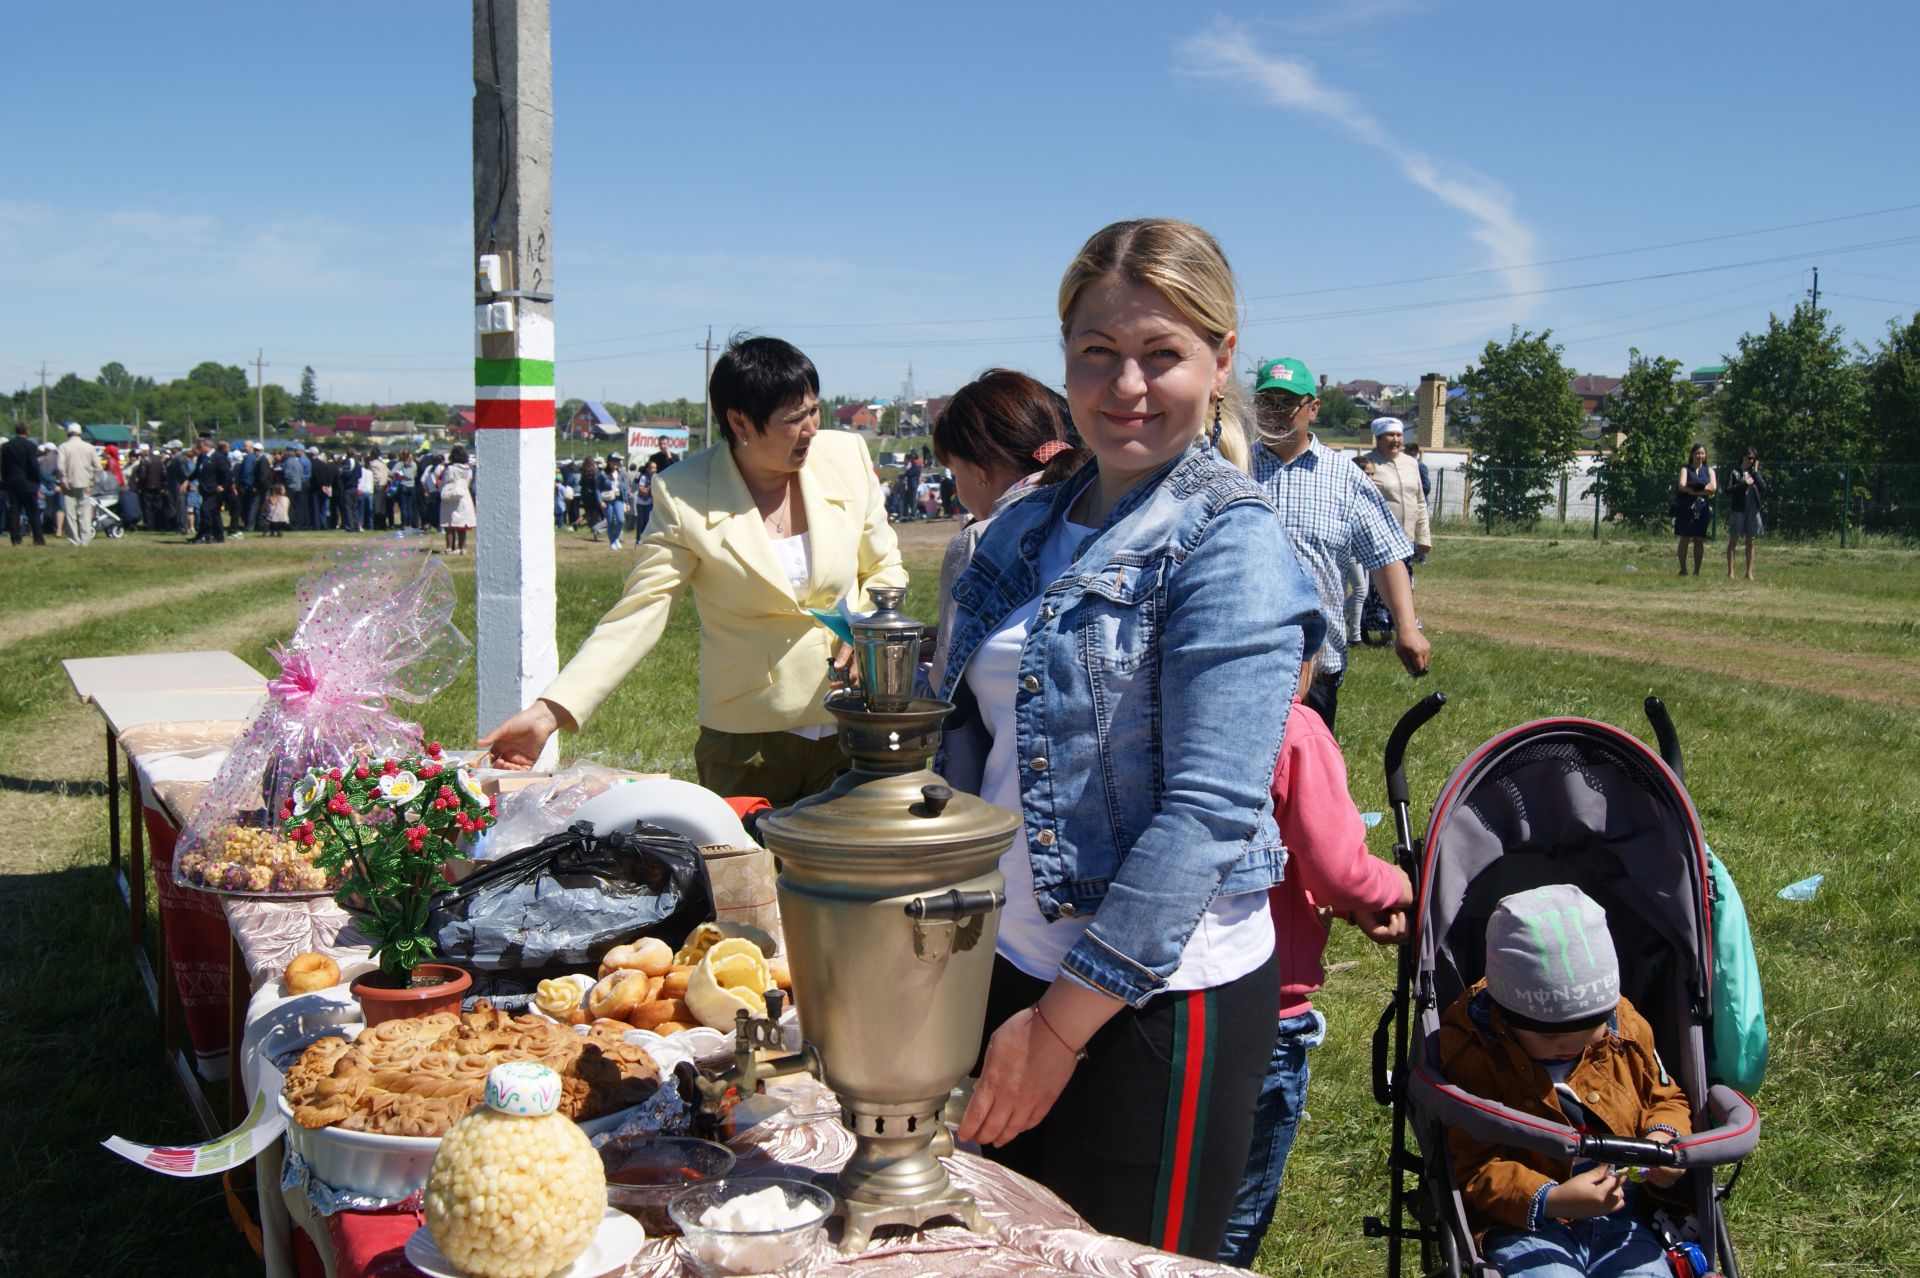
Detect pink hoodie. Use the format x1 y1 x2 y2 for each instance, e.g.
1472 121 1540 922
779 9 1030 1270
1269 696 1406 1019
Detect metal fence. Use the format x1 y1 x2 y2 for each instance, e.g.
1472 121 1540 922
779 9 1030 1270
1425 463 1920 545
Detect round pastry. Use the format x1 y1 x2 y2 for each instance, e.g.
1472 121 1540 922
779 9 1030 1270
765 957 792 991
599 936 673 978
586 970 651 1021
283 952 342 994
629 998 695 1030
651 1021 690 1035
658 966 693 999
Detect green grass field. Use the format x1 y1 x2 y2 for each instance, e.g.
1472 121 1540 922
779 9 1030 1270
0 525 1915 1275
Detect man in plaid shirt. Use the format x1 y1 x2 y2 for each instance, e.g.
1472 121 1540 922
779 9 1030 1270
1248 358 1430 733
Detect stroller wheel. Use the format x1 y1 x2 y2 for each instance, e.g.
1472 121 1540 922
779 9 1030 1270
107 523 125 539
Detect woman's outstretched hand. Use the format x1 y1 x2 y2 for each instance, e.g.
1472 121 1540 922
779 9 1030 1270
477 699 566 770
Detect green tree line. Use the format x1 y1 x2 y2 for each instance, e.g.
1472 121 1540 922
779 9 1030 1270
1452 306 1920 534
4 361 458 441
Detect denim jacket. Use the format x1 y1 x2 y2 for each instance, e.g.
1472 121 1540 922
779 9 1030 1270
939 442 1324 1006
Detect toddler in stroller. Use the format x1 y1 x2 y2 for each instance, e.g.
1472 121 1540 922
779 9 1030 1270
1372 699 1760 1278
1438 883 1687 1276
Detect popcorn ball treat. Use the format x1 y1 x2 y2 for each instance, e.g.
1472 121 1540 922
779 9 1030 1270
175 823 339 897
424 1063 608 1278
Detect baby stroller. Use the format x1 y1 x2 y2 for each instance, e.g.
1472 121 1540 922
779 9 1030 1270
89 494 127 539
1368 693 1759 1277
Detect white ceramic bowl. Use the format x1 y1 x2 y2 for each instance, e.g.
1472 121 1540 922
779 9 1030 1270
279 1096 635 1200
570 778 752 848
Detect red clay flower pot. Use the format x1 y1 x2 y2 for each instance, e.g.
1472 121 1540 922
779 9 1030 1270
351 963 472 1026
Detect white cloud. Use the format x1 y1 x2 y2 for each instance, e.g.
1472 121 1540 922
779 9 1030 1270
1174 20 1541 324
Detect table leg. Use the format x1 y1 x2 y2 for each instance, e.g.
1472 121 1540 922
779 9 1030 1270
107 726 122 870
229 931 248 1126
127 746 146 954
158 876 180 1038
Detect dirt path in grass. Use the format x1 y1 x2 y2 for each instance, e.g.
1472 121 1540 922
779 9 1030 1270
0 598 294 881
1420 593 1920 710
0 562 301 649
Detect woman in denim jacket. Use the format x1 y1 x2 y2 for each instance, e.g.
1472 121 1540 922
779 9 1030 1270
949 220 1324 1258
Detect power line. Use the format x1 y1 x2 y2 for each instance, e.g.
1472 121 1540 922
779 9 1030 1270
1239 234 1920 329
1245 200 1920 303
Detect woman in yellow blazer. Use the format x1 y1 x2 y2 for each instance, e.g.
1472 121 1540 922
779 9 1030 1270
481 337 905 803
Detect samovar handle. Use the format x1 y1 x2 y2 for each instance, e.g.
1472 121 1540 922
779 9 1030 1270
905 889 1006 963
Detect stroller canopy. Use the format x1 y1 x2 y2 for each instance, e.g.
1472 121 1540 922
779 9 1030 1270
1417 718 1712 1024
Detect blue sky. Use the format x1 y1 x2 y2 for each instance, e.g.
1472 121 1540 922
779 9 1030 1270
7 1 1919 408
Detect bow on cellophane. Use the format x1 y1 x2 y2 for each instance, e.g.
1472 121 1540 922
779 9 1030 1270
173 543 474 887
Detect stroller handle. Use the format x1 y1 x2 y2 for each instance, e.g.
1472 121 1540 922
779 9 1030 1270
1643 695 1684 783
1384 692 1447 809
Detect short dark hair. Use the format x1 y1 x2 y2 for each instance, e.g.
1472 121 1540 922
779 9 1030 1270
933 369 1084 486
449 445 468 464
709 336 820 445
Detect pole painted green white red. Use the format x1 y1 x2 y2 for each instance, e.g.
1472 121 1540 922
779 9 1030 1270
473 0 558 767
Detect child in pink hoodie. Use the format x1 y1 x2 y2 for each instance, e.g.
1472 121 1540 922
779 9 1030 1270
1219 658 1415 1268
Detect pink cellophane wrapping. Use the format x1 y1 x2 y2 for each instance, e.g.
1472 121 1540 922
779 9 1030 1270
172 543 472 894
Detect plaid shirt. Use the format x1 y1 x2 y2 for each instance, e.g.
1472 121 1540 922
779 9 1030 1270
1249 437 1413 677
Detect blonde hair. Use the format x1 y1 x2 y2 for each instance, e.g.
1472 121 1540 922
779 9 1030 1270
1057 219 1250 471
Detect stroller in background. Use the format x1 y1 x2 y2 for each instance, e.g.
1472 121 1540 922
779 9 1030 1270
1368 694 1759 1277
88 493 127 539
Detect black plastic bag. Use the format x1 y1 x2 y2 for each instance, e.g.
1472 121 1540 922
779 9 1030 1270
427 820 714 976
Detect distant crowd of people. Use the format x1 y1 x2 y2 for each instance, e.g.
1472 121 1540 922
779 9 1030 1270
2 422 480 550
554 444 681 551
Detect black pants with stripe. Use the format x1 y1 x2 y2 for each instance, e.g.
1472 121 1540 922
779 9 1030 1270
975 950 1279 1260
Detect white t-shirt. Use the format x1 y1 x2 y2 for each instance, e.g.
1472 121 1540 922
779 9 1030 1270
964 515 1273 988
771 533 837 742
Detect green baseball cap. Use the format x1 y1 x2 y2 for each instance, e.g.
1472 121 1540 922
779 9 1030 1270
1255 357 1316 397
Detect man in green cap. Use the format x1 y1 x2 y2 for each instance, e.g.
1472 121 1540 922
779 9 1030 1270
1246 358 1429 732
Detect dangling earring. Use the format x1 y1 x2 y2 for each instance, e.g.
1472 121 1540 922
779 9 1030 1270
1211 395 1223 446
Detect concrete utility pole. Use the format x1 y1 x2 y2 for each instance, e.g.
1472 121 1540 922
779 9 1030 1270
701 327 714 450
472 0 559 763
1808 266 1820 310
254 348 269 444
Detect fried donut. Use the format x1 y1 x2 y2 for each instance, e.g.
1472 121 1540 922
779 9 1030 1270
599 936 674 979
587 970 652 1021
283 952 341 994
629 998 696 1030
658 966 693 999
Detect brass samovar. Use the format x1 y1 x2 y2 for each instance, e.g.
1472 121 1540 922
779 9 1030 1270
758 586 1019 1251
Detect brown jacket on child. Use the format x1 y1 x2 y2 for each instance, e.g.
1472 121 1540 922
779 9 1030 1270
1436 981 1693 1242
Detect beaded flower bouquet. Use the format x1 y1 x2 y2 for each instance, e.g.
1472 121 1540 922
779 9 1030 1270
282 743 497 981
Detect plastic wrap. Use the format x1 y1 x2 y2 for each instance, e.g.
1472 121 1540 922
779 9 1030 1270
481 763 640 860
173 542 472 896
426 821 715 977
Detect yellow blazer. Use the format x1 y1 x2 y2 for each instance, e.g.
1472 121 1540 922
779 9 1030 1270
541 430 906 734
